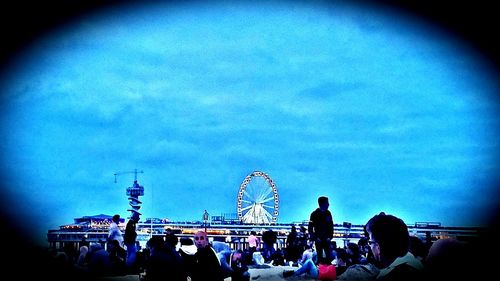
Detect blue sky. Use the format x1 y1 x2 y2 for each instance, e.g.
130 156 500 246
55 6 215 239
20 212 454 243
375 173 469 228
1 1 499 244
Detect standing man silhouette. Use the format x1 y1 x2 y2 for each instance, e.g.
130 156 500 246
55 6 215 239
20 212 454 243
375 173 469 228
308 196 334 264
124 211 140 272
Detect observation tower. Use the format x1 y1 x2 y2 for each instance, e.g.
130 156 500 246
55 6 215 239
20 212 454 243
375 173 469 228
114 169 144 220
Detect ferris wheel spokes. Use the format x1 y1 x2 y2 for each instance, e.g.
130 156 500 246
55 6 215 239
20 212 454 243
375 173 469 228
262 208 274 219
260 197 275 204
240 204 254 212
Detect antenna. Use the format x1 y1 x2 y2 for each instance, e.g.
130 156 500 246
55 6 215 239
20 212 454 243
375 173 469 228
114 168 144 183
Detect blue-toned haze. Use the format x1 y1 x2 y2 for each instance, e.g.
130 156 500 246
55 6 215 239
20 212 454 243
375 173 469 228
1 1 499 244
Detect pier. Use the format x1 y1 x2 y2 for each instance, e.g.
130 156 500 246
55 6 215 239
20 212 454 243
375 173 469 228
47 216 486 251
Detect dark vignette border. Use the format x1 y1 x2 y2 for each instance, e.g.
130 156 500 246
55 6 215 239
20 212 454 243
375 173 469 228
1 1 498 280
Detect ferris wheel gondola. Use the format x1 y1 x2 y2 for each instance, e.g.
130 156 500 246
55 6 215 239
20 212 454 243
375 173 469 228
237 171 279 224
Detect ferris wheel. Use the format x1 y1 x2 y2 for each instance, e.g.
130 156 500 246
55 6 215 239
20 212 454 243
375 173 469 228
237 171 279 224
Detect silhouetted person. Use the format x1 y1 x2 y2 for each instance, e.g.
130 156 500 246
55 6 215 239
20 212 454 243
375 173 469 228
230 250 250 281
108 214 124 250
408 236 427 262
179 237 197 279
124 212 140 272
87 243 113 277
261 229 277 263
308 196 334 264
283 259 336 280
192 231 224 281
285 225 301 265
143 235 185 281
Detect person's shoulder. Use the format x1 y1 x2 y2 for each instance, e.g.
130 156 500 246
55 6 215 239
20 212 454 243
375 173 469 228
310 208 321 215
346 263 379 274
379 263 423 281
339 264 379 281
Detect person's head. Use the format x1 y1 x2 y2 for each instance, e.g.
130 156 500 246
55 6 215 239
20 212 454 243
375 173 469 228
365 212 409 267
358 237 368 247
148 236 165 253
112 214 120 223
232 249 244 263
165 232 178 249
194 231 209 249
179 237 197 255
331 240 337 249
291 225 296 232
131 211 140 223
347 242 361 258
357 237 370 255
79 245 89 255
90 243 103 252
425 238 471 280
109 239 121 248
180 237 194 246
335 247 348 266
318 196 329 211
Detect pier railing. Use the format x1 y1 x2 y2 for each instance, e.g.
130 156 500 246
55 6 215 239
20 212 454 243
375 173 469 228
47 221 487 251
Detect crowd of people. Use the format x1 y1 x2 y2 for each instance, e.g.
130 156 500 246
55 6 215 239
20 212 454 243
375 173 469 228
43 196 482 281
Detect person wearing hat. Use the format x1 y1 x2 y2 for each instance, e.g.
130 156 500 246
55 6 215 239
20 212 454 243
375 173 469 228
124 211 140 272
179 237 197 279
